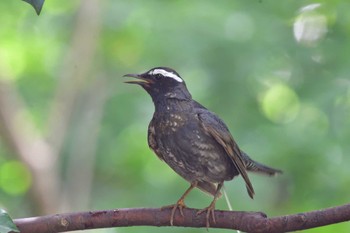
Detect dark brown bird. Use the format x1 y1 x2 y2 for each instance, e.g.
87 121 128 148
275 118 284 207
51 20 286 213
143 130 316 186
124 67 282 227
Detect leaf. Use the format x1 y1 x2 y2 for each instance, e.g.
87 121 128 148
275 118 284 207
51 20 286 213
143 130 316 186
21 0 45 15
0 209 19 233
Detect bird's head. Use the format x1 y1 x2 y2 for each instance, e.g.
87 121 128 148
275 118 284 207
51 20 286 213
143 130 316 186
124 67 191 102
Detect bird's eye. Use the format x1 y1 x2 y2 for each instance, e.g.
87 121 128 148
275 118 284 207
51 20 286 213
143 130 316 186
155 74 162 80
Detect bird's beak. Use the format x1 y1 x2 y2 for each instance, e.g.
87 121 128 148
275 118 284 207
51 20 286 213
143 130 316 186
124 73 152 86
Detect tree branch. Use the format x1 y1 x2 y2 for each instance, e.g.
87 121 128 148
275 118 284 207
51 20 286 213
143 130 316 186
0 80 60 214
14 203 350 233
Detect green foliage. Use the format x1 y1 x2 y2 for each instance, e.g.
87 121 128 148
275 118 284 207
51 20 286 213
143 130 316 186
0 209 19 233
1 1 350 232
0 161 32 195
21 0 44 15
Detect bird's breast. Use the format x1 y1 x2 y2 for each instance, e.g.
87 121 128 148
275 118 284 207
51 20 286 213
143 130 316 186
156 113 187 133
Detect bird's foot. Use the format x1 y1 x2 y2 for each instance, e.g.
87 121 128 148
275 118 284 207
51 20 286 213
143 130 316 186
161 199 187 226
197 202 216 229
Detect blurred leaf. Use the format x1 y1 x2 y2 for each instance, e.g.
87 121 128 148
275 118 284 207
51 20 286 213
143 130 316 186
0 209 19 233
0 161 32 195
261 84 300 124
21 0 44 15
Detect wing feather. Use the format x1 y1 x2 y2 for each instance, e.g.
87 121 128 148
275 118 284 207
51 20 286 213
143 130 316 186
147 118 164 161
198 111 255 199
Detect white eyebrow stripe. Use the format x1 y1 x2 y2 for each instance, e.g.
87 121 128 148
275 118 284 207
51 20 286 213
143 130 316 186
149 69 183 82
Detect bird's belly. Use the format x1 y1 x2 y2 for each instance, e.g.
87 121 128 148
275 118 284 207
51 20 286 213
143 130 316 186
156 122 238 183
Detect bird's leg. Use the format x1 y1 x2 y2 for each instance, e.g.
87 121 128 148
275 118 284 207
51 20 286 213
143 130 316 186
197 182 224 228
161 181 198 226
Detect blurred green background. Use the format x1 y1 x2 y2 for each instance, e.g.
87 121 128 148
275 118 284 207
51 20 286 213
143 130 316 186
1 0 350 232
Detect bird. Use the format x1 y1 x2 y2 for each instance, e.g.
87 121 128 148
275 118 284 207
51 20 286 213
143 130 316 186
124 67 282 228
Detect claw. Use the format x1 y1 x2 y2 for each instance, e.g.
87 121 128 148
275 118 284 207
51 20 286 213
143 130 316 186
172 201 186 224
161 199 187 226
197 181 223 229
161 182 198 226
197 202 216 228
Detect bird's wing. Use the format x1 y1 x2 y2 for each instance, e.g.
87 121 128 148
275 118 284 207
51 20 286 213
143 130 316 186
197 110 255 199
147 118 164 161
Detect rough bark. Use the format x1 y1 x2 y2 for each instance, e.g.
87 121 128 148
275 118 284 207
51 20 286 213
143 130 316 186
14 203 350 233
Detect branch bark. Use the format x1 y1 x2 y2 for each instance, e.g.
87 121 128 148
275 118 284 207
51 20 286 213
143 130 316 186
14 203 350 233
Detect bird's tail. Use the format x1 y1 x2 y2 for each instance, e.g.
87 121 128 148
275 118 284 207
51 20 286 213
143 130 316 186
241 151 282 176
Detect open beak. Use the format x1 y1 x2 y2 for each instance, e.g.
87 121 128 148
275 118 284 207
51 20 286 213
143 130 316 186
124 73 151 86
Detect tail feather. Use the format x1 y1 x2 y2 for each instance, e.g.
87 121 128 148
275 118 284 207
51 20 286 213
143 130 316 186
195 152 281 199
242 151 282 176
